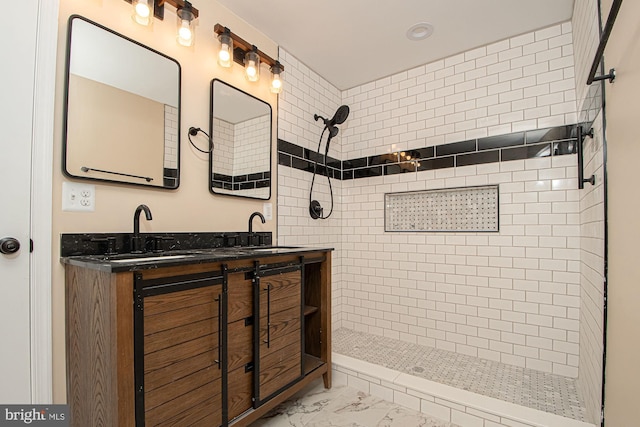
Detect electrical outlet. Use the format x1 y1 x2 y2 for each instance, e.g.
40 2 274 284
62 182 95 212
263 203 272 220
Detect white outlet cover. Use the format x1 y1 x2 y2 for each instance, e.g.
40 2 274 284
62 182 95 212
263 203 272 220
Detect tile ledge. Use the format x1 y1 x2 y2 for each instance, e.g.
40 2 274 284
332 352 596 427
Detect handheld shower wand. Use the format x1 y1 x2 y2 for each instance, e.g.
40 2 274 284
309 105 350 219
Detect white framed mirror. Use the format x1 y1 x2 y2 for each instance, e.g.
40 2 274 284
210 79 272 200
63 15 181 189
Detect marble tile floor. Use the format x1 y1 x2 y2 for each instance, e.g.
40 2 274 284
252 382 459 427
332 328 586 421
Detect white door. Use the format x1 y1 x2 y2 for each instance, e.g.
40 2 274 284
0 0 40 402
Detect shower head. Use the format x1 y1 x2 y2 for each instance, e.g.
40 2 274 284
330 105 349 126
314 105 350 128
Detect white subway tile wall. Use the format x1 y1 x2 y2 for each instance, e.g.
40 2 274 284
212 117 234 176
164 105 178 169
572 0 606 424
340 23 576 161
278 21 600 386
277 48 345 328
233 115 270 176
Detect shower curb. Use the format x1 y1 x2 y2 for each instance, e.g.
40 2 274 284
332 353 596 427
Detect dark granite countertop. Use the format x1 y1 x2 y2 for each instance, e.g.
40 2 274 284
60 246 333 273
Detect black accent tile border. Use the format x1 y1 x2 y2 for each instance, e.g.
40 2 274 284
211 170 270 191
277 124 577 180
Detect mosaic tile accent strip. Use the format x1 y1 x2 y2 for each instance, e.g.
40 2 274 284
333 328 586 421
385 186 499 232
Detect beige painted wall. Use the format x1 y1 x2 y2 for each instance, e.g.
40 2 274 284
53 0 279 402
66 75 165 184
600 0 640 424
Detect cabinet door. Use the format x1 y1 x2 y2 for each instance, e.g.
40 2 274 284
254 267 303 405
135 272 224 427
227 273 254 421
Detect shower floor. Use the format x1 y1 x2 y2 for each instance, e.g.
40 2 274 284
333 328 586 421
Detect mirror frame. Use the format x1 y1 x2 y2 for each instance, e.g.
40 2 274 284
62 15 182 189
209 79 273 200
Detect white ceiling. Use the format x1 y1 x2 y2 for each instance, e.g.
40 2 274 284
216 0 575 90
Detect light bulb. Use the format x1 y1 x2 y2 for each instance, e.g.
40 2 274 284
218 31 233 68
136 1 150 18
178 20 192 46
270 70 283 94
246 62 257 77
132 0 153 26
245 49 260 82
219 47 230 62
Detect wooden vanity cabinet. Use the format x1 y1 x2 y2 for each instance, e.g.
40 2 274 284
65 251 331 427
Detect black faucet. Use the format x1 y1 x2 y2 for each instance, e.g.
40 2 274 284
132 204 153 253
248 211 266 246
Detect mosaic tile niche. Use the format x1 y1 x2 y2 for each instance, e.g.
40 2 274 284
385 185 499 232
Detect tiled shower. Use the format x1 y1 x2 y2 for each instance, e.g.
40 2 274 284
276 1 604 425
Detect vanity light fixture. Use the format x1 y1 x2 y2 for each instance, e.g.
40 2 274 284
125 0 199 46
213 24 285 91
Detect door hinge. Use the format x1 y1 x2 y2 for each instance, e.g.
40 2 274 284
245 362 254 373
30 239 34 253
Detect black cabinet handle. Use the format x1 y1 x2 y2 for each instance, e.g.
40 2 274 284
214 295 222 367
263 284 271 348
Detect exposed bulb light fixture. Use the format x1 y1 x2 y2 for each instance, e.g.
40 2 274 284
270 61 283 94
126 0 199 47
132 0 153 26
244 46 260 82
213 24 285 90
217 27 233 67
176 2 195 46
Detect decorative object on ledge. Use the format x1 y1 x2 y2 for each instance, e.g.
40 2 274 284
587 0 622 85
385 186 499 233
125 0 199 46
577 125 596 189
213 24 284 92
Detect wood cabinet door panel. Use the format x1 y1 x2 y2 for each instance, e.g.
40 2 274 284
259 341 302 399
145 351 220 392
227 367 253 421
144 318 216 354
144 299 219 336
228 319 252 372
256 268 303 404
146 378 222 427
143 286 220 316
227 274 253 323
259 306 301 345
145 333 219 373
